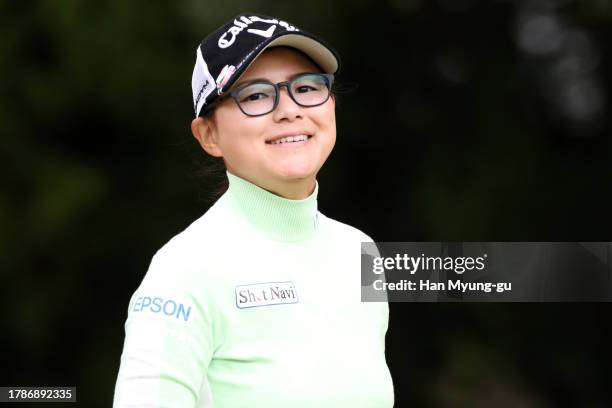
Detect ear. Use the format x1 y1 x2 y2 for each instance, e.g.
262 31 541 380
191 116 223 157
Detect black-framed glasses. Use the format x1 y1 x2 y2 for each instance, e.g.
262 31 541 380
203 73 334 117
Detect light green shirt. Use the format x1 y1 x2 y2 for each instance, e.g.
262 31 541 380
113 172 394 407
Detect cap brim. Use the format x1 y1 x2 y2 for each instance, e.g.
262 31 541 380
263 33 339 74
223 32 339 93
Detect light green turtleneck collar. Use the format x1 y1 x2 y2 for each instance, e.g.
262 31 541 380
225 171 319 242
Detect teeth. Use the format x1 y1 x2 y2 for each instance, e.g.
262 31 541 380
270 134 309 145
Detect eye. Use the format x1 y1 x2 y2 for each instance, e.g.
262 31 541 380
240 92 270 102
293 75 327 94
237 83 275 103
295 85 318 93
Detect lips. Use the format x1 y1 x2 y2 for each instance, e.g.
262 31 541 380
265 132 313 145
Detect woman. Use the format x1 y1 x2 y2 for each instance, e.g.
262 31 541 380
113 13 394 407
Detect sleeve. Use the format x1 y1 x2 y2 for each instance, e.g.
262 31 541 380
113 249 216 408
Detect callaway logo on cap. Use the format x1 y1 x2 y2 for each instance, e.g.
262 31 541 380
191 13 340 117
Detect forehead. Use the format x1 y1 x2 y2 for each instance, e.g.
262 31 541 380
237 47 322 82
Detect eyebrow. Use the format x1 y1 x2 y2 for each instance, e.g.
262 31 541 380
232 72 318 89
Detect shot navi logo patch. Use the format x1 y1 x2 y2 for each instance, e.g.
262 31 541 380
235 281 298 309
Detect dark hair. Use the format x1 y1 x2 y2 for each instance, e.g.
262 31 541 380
194 147 229 204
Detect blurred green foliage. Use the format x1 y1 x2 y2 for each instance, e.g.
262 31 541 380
2 0 611 406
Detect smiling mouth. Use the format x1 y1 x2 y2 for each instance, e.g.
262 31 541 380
265 135 312 145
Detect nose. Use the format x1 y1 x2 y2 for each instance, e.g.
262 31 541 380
272 85 302 122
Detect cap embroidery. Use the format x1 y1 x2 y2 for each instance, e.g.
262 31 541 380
194 79 209 111
217 15 298 49
216 64 236 93
247 25 276 39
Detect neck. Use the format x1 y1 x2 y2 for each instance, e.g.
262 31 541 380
227 168 316 200
225 171 319 242
266 178 316 200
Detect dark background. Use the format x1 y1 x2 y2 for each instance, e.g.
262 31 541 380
2 0 611 406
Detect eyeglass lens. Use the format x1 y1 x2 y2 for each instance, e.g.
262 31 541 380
235 74 331 116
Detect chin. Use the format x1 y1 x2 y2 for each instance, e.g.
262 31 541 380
276 164 318 181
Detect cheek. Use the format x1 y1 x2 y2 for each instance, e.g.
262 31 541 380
214 110 265 154
320 104 337 146
323 98 336 126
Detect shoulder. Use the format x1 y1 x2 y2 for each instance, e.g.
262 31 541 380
138 194 238 290
317 211 382 260
317 211 375 243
